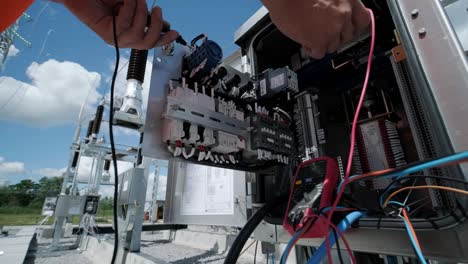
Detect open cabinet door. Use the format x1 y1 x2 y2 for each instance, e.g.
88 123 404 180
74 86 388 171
163 160 250 227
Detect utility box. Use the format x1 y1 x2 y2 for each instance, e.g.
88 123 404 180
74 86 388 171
117 168 146 252
163 161 249 227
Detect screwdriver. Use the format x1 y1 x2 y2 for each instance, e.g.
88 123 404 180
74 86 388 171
147 15 187 45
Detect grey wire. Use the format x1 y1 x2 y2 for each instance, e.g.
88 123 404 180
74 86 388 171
399 179 418 217
239 240 256 257
403 179 418 205
254 241 259 264
0 82 24 112
409 200 432 217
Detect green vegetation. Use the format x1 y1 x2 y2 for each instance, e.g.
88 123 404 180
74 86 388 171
0 177 114 226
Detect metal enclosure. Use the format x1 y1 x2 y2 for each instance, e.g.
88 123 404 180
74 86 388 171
236 0 468 261
54 195 87 217
140 0 468 261
117 168 147 252
164 161 249 227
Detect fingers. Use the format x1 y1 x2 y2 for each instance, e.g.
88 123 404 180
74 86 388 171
116 3 177 49
340 22 354 47
115 0 136 35
303 45 327 60
140 6 163 49
156 30 180 47
327 35 341 54
118 0 147 47
351 0 371 36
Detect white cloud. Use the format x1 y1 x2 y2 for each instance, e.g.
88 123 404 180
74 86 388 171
0 59 102 126
34 167 66 178
7 45 19 58
0 158 26 175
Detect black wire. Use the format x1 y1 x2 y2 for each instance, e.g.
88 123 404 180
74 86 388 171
253 241 258 264
333 229 344 264
224 199 285 264
380 175 468 204
110 8 120 264
304 247 311 260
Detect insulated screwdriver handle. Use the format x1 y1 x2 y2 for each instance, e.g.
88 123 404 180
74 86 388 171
147 14 171 33
147 14 187 46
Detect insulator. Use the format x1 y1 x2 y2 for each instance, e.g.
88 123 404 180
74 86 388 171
92 105 104 135
126 49 149 83
85 120 94 143
104 160 111 171
71 150 80 168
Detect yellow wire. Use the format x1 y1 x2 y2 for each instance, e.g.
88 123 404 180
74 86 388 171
384 186 468 208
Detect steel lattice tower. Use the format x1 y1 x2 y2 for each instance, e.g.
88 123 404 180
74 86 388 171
0 13 31 69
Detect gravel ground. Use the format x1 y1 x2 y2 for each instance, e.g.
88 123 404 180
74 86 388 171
140 240 266 264
24 233 93 264
31 250 93 264
21 227 269 264
139 232 267 264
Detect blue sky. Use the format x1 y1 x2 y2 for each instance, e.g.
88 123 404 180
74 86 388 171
0 0 262 185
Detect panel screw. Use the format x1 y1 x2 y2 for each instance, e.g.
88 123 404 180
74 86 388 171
411 9 419 18
418 28 427 38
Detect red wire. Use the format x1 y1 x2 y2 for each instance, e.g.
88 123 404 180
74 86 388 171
284 215 318 262
325 234 334 264
330 223 356 264
325 8 376 263
402 208 421 249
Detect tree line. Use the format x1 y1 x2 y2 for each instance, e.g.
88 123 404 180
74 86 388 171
0 177 63 208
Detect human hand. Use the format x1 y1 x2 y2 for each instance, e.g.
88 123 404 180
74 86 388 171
60 0 179 49
262 0 370 59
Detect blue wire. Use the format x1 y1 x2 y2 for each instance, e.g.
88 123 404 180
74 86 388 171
379 151 468 207
402 216 428 264
321 206 350 214
306 211 365 264
386 201 410 211
279 207 354 264
344 151 468 194
395 151 468 180
387 256 397 264
335 151 468 207
281 228 304 264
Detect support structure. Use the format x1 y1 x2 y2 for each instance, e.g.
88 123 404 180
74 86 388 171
0 13 31 69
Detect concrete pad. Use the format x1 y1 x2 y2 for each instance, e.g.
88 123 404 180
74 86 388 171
0 227 36 264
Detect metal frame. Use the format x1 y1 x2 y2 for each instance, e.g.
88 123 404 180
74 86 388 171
165 96 250 137
386 0 468 177
142 44 188 160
